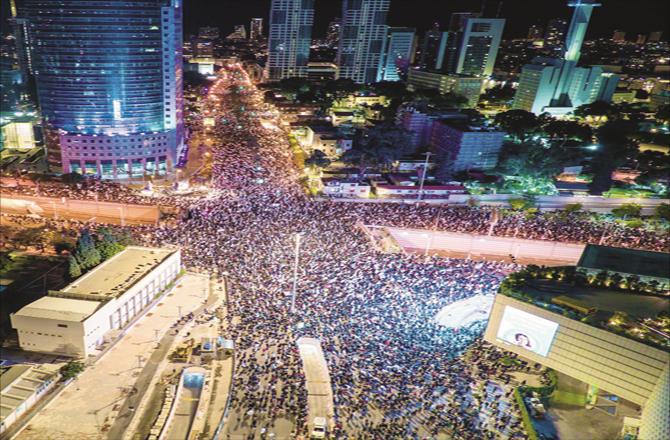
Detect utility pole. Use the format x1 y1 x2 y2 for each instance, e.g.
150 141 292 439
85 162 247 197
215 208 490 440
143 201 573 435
424 206 443 257
290 233 303 314
417 152 432 202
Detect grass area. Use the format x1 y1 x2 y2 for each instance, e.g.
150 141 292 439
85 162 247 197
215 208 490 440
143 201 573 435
514 387 539 440
500 355 522 367
551 388 588 407
603 188 656 198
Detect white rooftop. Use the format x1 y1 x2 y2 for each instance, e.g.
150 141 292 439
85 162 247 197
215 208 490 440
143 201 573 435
14 296 101 322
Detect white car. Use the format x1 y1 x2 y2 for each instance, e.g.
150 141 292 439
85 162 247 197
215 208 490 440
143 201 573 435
311 417 327 438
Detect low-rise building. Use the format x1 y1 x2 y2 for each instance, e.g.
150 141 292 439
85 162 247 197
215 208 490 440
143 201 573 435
407 69 484 108
11 246 181 358
374 183 467 199
321 178 371 198
395 104 467 149
307 62 338 81
0 364 60 434
430 120 505 172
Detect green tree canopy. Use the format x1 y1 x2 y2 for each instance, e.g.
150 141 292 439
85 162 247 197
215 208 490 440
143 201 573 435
305 149 331 171
589 120 639 194
342 123 412 175
574 101 620 120
494 110 541 143
611 203 642 219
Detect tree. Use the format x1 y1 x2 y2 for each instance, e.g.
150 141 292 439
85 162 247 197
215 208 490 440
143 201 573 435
0 252 13 272
52 239 74 255
13 228 46 250
305 149 331 172
574 101 619 121
589 120 638 194
542 120 592 144
73 230 101 270
341 123 412 175
480 84 516 106
59 360 85 380
611 203 642 219
94 228 125 260
563 203 583 214
68 255 82 279
494 110 541 143
655 104 670 125
654 203 670 221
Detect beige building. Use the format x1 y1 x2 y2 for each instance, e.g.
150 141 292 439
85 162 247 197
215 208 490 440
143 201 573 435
407 69 484 107
11 246 181 357
0 364 60 434
484 275 669 440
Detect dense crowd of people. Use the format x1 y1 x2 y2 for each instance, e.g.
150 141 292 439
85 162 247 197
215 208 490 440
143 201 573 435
139 68 538 439
3 66 666 439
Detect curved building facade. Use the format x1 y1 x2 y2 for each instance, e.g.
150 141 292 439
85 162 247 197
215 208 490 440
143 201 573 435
23 0 183 178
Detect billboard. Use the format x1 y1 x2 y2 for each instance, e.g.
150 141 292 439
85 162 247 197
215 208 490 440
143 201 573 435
496 306 559 357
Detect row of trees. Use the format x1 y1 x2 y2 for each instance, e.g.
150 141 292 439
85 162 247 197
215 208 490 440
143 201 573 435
67 228 130 278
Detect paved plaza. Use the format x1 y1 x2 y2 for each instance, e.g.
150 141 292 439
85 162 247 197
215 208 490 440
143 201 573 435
15 273 209 440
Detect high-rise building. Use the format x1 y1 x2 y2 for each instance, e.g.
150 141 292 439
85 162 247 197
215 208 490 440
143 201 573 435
250 18 263 41
430 120 505 172
443 17 505 77
337 0 391 84
22 0 184 178
267 0 315 81
227 25 247 40
448 12 481 32
544 18 568 46
407 70 484 108
513 1 618 116
527 23 544 41
419 24 450 71
612 30 626 42
635 34 647 45
326 18 341 48
198 26 220 40
648 31 663 42
378 27 416 82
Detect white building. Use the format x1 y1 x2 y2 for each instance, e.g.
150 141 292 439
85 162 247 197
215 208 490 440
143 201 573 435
447 18 505 77
322 178 371 198
337 0 390 84
11 246 181 358
0 364 60 434
266 0 314 80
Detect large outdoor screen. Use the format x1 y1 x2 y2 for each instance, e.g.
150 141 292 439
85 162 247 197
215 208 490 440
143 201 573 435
496 306 559 357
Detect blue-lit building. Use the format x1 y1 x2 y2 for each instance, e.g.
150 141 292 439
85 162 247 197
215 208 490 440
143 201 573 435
22 0 184 178
266 0 315 81
513 1 618 116
378 27 416 82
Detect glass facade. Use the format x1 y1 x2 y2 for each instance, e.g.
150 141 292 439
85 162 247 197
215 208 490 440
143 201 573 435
22 0 183 177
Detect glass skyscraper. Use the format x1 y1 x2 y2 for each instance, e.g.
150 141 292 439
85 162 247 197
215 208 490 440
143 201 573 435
22 0 183 178
266 0 314 81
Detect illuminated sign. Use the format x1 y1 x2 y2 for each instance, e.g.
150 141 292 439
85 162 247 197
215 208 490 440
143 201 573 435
496 306 559 357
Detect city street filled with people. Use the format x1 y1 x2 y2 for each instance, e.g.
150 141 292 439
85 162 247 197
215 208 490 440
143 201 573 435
3 65 667 440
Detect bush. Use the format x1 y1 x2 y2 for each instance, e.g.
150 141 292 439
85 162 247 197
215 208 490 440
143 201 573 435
60 360 85 380
514 388 539 440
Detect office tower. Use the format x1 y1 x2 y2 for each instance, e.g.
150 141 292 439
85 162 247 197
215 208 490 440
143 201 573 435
648 31 663 42
250 18 263 41
326 18 341 48
337 0 391 84
22 0 183 178
227 25 247 40
444 17 505 77
635 34 647 45
448 12 481 32
419 24 450 71
611 30 626 42
430 119 505 171
267 0 315 81
513 1 618 116
545 18 568 46
378 27 417 81
527 24 544 41
198 26 220 40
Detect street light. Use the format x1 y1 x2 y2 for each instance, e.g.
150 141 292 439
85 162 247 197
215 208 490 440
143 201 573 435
417 152 433 202
289 232 303 314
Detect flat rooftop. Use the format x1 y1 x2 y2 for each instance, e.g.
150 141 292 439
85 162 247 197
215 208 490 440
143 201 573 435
1 364 58 421
520 281 669 319
61 246 175 299
14 296 102 322
578 244 670 280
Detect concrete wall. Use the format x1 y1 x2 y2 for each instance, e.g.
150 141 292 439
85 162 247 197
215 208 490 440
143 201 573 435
383 227 586 264
483 294 669 407
0 193 160 224
11 315 87 356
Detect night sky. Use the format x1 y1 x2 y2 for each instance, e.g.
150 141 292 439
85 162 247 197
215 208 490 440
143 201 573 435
183 0 669 39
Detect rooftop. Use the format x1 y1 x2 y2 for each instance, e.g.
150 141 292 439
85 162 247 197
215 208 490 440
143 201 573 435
578 245 670 280
59 246 175 300
14 296 102 322
1 364 59 421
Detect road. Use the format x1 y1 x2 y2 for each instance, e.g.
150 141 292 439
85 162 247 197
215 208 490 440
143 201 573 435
297 338 334 434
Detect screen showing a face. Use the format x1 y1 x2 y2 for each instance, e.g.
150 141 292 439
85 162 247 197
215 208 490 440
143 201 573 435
496 306 559 357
